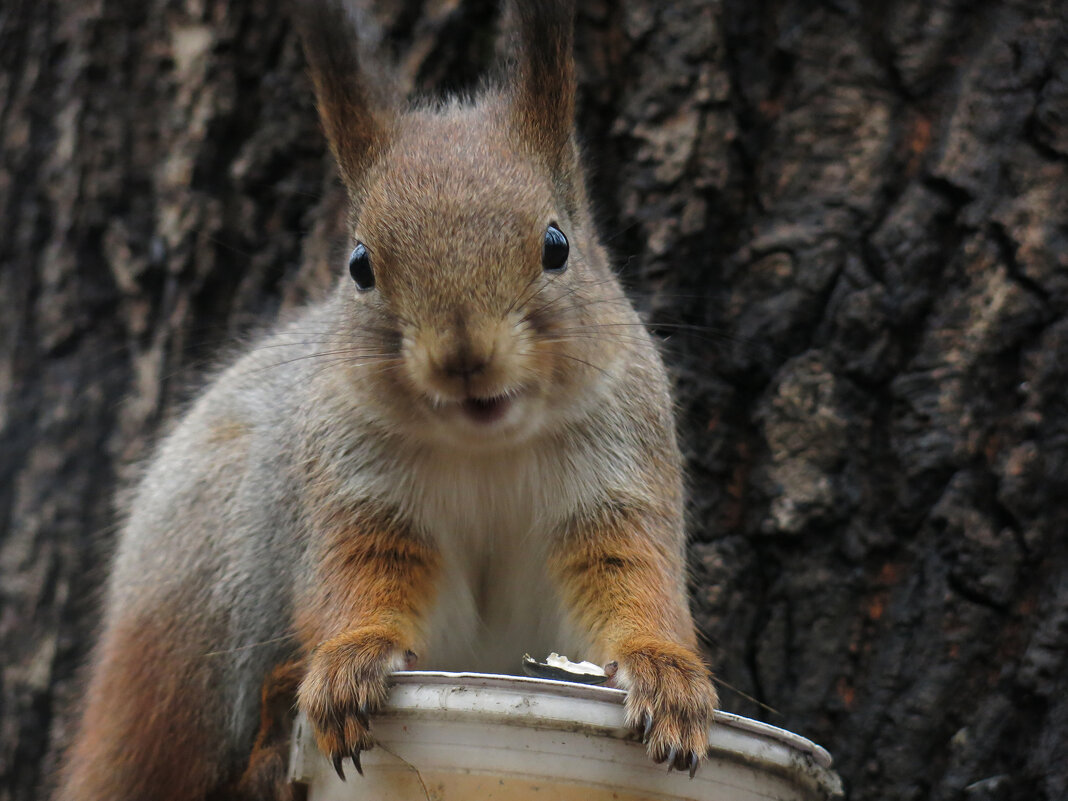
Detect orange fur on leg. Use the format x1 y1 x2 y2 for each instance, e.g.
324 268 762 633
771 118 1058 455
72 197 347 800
551 501 717 775
294 508 440 773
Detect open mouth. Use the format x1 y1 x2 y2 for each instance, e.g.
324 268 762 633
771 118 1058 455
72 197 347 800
460 394 514 425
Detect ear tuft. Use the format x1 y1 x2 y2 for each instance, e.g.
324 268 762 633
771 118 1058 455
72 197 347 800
508 0 577 177
294 1 392 199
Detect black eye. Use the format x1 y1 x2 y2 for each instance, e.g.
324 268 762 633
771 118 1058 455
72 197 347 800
348 242 374 291
542 223 569 273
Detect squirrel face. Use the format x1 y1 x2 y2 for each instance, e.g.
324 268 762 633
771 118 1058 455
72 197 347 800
298 1 630 448
339 107 626 448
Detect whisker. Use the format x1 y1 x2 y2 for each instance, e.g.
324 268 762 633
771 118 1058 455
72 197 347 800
602 220 642 246
304 359 407 383
536 332 656 347
514 269 573 318
536 319 781 364
504 270 546 317
532 348 614 380
247 350 400 374
531 292 639 317
202 633 298 658
520 275 624 323
248 340 399 356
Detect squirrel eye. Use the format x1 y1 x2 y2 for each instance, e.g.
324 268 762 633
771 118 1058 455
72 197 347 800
348 243 374 291
542 223 569 273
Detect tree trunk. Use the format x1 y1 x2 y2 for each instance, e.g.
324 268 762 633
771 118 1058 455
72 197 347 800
1 1 1065 799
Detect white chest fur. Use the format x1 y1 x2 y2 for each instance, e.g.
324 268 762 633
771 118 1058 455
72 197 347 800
389 442 596 673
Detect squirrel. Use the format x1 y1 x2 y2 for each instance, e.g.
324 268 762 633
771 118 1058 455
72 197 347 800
55 1 719 799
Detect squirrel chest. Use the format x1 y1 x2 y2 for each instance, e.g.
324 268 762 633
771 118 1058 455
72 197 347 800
379 439 596 672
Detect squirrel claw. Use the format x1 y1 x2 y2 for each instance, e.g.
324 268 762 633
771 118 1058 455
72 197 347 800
351 749 364 776
642 712 654 743
666 747 678 771
688 751 699 779
332 754 346 781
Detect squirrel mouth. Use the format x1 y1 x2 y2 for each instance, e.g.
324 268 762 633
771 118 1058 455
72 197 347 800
460 394 514 425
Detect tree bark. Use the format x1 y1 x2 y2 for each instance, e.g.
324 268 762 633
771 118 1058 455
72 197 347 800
1 1 1066 800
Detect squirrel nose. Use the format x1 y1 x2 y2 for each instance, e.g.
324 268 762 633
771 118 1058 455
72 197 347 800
440 347 489 380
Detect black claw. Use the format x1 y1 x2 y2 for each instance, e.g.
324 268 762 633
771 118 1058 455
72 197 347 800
333 754 346 781
642 713 653 743
666 747 678 771
351 749 364 776
688 752 699 779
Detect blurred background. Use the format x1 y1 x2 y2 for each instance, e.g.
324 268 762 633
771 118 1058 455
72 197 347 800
1 1 1066 799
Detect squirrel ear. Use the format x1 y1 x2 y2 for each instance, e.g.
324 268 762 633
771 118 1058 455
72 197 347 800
507 0 577 177
295 1 392 199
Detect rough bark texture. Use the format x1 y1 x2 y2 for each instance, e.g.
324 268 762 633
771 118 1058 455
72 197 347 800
2 1 1066 799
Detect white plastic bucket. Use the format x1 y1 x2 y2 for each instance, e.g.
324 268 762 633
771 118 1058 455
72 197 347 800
288 671 843 801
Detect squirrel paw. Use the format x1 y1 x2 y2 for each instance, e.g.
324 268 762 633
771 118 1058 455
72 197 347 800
297 629 415 780
613 637 718 778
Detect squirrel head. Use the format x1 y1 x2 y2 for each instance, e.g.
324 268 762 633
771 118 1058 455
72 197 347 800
297 1 634 448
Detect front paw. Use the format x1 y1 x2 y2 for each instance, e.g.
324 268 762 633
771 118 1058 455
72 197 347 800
297 628 414 780
614 636 718 777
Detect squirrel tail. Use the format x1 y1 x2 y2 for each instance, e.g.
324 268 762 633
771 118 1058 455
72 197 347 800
54 608 230 801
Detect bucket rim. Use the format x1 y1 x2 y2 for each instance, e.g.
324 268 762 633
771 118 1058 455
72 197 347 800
390 671 837 770
289 671 845 799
